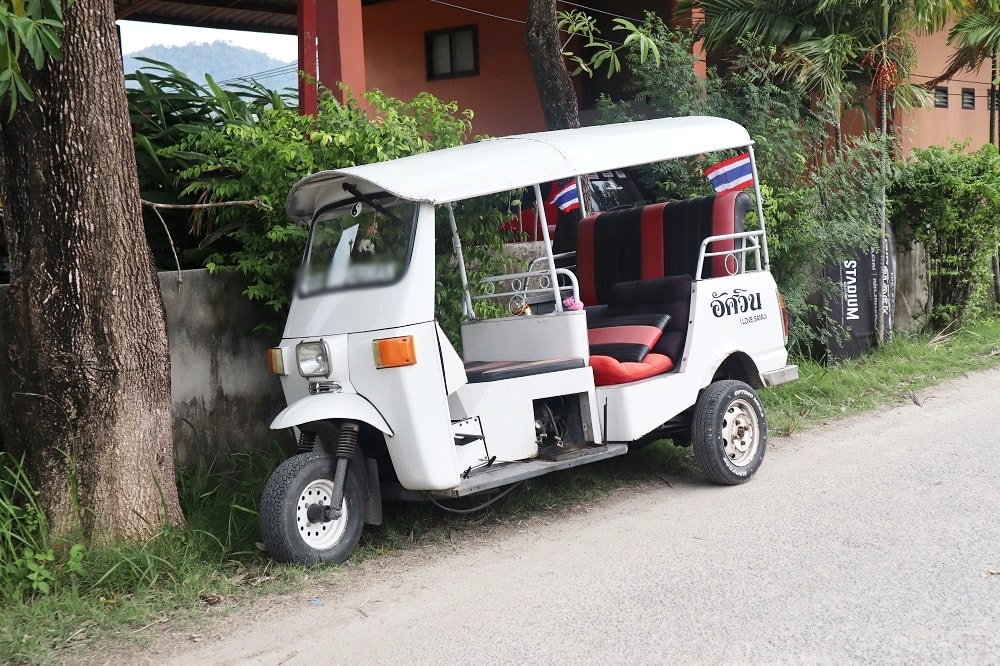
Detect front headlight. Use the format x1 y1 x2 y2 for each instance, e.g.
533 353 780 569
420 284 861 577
296 341 331 378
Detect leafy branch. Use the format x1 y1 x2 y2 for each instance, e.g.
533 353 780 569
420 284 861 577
557 9 660 78
0 0 72 118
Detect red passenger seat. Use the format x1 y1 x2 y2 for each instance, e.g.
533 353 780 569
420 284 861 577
585 275 693 386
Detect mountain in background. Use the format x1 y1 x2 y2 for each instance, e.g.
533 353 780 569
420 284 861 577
123 41 298 94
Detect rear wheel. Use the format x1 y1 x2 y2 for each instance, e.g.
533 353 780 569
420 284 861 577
692 380 766 485
259 452 364 565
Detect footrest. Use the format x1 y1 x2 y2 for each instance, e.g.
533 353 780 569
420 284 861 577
464 357 585 383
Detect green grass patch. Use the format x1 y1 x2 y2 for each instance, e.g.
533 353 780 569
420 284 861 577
764 319 1000 436
1 318 998 664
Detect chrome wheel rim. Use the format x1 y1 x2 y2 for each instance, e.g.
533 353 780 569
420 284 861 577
296 478 348 549
721 398 760 467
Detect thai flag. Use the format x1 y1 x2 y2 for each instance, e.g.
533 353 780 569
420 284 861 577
548 181 581 212
705 153 754 193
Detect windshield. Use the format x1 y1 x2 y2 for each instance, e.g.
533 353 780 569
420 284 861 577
300 196 417 296
589 171 644 211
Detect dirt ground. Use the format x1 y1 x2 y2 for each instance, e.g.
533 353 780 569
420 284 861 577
76 366 1000 665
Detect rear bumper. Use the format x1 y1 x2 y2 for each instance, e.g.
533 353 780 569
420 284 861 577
762 364 799 387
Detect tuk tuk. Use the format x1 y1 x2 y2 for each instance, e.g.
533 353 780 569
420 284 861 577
259 116 798 565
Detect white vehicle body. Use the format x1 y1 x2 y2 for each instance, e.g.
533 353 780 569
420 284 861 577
260 116 798 565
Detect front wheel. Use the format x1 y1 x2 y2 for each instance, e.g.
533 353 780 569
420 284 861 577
259 452 364 565
691 380 766 485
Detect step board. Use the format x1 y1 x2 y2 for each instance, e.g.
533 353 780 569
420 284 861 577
430 443 629 498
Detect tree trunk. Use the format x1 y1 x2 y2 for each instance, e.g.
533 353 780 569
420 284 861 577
875 1 890 347
525 0 580 131
0 0 184 540
992 245 1000 307
990 55 997 148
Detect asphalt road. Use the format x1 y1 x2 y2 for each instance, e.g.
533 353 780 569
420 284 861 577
138 366 1000 665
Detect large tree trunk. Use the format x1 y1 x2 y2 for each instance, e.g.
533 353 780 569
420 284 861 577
525 0 580 131
0 0 184 540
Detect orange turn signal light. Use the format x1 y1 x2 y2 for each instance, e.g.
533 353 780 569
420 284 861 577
267 348 286 375
373 336 416 369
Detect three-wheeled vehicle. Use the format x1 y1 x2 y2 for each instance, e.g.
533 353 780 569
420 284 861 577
259 116 798 565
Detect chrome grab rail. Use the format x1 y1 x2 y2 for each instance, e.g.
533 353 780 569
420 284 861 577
695 230 765 280
470 268 580 317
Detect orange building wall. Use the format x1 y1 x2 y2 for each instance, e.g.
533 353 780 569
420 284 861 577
363 0 547 137
899 24 994 153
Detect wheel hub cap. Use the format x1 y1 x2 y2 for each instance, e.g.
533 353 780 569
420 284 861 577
722 399 759 467
296 478 348 549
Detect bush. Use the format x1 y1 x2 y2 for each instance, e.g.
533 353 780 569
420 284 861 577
891 142 1000 329
163 87 485 326
127 60 293 270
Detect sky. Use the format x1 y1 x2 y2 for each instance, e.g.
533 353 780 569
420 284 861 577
117 20 298 61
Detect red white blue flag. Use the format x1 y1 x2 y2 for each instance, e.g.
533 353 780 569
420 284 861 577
705 153 754 193
548 181 581 212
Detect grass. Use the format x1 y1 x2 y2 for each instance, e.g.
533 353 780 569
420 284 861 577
1 318 999 665
764 318 1000 436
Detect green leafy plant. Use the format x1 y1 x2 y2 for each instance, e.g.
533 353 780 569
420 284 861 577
0 452 55 598
0 0 70 118
558 9 661 78
891 142 1000 329
164 86 478 325
126 59 293 270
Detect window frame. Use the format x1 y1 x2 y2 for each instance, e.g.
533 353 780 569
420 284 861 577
962 88 976 110
425 24 480 81
934 86 949 108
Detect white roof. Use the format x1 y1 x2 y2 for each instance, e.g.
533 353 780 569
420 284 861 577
286 116 753 220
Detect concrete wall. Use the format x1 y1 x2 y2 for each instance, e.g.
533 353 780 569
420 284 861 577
0 269 288 466
894 243 929 333
159 270 288 466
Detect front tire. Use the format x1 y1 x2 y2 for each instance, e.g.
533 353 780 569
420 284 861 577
259 452 364 565
692 380 766 485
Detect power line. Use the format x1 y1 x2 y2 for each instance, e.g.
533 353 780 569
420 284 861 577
427 0 523 25
560 1 641 23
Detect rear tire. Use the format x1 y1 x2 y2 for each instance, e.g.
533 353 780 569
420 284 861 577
692 380 766 485
259 452 364 565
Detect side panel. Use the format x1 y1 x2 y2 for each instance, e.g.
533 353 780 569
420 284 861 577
598 373 702 442
461 310 589 363
348 320 459 491
683 272 789 382
448 366 603 460
436 322 468 395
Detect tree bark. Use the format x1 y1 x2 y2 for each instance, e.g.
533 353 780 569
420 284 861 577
0 0 184 540
525 0 580 131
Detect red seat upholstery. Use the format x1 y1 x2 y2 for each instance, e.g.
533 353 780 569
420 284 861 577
589 353 674 386
586 313 670 363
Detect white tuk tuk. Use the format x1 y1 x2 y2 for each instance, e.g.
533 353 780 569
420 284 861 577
259 116 798 564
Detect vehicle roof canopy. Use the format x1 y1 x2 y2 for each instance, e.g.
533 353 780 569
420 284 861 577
286 116 753 220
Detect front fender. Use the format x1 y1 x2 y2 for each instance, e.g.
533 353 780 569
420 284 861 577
270 392 393 436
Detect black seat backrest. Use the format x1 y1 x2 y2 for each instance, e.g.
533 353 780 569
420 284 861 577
603 275 693 363
661 192 751 278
